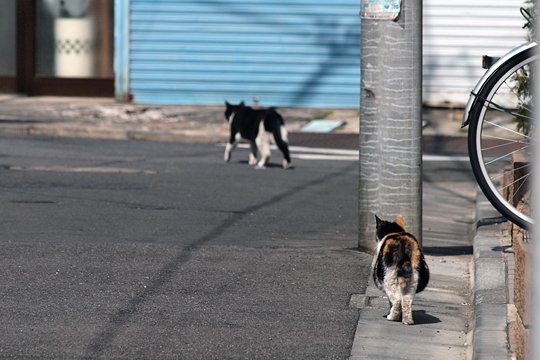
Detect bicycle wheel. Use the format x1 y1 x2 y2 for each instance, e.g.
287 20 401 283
467 46 536 229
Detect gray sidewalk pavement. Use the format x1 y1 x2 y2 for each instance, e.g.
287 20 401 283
349 176 514 359
350 161 476 359
0 95 515 359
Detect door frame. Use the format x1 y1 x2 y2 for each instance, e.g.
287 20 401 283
2 0 113 97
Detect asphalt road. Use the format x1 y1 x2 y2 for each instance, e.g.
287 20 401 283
0 136 368 359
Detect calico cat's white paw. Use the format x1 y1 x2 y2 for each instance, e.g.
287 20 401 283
402 318 414 325
386 313 401 322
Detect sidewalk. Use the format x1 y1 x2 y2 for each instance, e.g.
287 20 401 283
0 95 516 359
0 95 467 143
350 161 476 359
0 95 359 143
349 183 514 359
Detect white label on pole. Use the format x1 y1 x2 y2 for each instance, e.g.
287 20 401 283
361 0 401 20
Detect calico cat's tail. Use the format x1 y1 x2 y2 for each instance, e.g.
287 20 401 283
373 235 412 288
396 246 413 278
393 235 430 293
381 235 422 287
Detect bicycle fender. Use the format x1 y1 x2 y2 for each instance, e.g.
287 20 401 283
461 41 537 128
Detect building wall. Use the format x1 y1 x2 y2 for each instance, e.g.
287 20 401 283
119 1 528 108
127 0 360 108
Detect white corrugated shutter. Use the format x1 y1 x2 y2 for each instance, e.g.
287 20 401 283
423 0 528 107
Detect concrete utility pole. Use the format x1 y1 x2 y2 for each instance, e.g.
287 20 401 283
358 0 423 252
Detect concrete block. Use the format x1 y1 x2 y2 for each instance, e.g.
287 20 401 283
474 245 502 259
474 259 505 292
474 303 507 330
473 330 508 360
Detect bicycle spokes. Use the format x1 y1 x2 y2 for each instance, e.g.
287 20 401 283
466 43 535 229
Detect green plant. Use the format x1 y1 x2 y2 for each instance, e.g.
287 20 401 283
513 0 535 135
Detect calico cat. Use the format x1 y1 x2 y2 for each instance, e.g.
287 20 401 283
371 215 430 325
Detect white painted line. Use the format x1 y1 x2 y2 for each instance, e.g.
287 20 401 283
292 154 359 161
218 143 470 162
289 146 358 156
422 154 470 162
6 165 157 174
217 143 357 156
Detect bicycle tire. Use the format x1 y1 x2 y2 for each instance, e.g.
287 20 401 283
467 46 536 229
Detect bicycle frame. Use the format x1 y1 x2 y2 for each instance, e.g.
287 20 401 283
461 41 537 128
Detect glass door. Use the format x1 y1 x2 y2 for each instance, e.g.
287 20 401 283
36 0 113 79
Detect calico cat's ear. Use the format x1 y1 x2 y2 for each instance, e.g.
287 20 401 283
225 100 230 106
374 215 383 242
395 215 406 229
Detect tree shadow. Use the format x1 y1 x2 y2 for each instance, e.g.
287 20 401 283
202 0 360 106
291 19 359 105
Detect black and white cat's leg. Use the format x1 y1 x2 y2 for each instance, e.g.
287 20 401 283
224 142 234 162
272 125 291 169
248 140 258 166
255 123 271 168
224 132 240 162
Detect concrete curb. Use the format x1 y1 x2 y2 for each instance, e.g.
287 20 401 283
472 191 511 359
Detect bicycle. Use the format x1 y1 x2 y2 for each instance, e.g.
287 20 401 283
461 8 536 229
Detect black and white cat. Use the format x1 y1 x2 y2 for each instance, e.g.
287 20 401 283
224 101 291 169
372 215 430 325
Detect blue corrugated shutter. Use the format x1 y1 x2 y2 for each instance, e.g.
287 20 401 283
129 0 360 108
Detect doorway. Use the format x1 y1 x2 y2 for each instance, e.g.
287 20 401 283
0 0 113 96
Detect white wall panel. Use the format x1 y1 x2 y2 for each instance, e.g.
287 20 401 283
423 0 527 106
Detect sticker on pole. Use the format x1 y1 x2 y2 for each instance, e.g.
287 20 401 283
361 0 401 20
